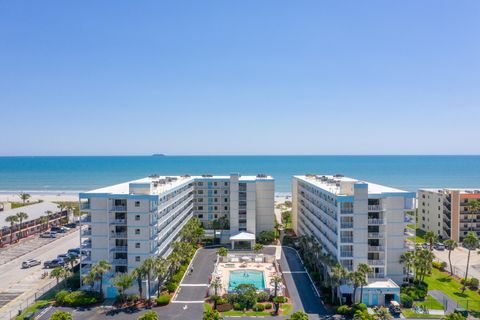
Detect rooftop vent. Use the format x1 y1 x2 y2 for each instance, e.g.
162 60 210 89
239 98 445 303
334 174 344 178
148 174 159 178
202 174 213 178
257 174 267 178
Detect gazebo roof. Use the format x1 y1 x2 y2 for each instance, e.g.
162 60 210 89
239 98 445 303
229 231 255 241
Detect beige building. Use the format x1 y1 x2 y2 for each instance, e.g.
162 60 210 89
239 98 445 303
418 188 480 242
292 174 415 287
79 173 274 298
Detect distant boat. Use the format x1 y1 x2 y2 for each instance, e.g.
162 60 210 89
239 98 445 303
152 154 165 157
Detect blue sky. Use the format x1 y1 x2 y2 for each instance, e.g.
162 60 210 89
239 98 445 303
0 1 479 155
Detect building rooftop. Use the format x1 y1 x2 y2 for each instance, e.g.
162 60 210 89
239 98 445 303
0 201 62 229
295 174 410 196
419 188 480 194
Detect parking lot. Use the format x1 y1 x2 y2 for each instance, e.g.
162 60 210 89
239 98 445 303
434 246 480 280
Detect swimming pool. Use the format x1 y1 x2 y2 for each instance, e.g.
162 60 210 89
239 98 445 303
228 269 265 290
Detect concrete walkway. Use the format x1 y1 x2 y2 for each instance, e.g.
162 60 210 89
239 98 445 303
428 290 456 314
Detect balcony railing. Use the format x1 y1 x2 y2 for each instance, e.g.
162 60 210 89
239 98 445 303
341 237 353 243
341 208 353 214
368 219 384 225
368 205 383 211
368 245 385 252
81 230 92 236
341 222 353 228
368 232 384 239
110 246 128 253
368 259 385 266
81 243 92 249
110 206 127 212
112 259 128 265
80 216 92 223
340 251 353 258
80 203 91 210
111 219 127 225
110 232 127 238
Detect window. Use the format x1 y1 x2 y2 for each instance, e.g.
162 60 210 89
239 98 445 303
214 198 218 202
224 182 228 186
135 243 140 248
214 206 218 210
135 256 140 262
224 190 228 194
214 190 218 194
214 182 218 186
198 190 204 194
198 198 203 203
198 206 203 210
198 214 204 219
214 214 218 219
224 206 228 211
224 198 228 203
135 201 140 207
135 229 140 235
197 182 204 186
135 215 140 221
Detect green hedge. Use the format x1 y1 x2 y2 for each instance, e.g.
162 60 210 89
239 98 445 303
216 303 233 312
401 282 428 299
156 294 171 306
55 290 101 307
165 282 178 293
401 293 413 308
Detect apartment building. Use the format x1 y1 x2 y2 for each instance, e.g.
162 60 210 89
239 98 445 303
292 174 415 304
418 188 480 242
78 173 274 297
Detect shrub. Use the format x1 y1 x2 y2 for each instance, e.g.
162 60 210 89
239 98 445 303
233 302 242 310
156 294 171 306
138 310 158 320
432 261 447 271
272 296 286 304
401 282 428 299
217 303 233 312
49 310 73 320
224 293 238 304
256 291 269 302
258 230 275 244
253 303 265 311
165 282 178 293
265 303 272 309
401 293 413 308
127 294 140 302
55 290 101 307
337 305 352 315
470 278 479 290
353 303 367 313
235 284 257 309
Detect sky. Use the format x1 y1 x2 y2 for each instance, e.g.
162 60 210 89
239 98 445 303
0 1 479 156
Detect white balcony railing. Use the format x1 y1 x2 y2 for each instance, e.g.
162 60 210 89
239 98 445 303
368 219 384 225
110 206 127 212
368 232 384 239
368 259 385 266
368 245 385 252
368 205 383 211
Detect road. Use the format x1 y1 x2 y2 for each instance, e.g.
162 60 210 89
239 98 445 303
0 230 80 320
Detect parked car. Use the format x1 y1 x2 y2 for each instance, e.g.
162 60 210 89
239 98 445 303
421 243 429 249
22 259 41 268
389 300 401 315
40 231 57 238
57 253 77 261
51 226 69 233
434 243 445 251
65 223 77 229
44 258 65 268
67 248 80 257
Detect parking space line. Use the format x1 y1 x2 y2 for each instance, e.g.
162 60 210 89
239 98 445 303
179 284 209 287
171 300 204 304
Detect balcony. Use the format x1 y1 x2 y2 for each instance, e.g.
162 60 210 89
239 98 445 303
111 232 128 238
111 219 127 225
80 216 92 223
341 222 353 228
81 242 92 250
368 219 384 225
81 230 92 236
341 208 353 214
110 246 128 253
110 206 127 212
341 237 353 243
80 203 91 210
340 251 353 258
368 245 385 252
368 232 384 239
112 259 128 265
404 227 415 236
368 259 385 266
368 205 383 211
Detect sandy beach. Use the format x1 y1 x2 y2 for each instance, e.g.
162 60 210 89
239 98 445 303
0 191 79 203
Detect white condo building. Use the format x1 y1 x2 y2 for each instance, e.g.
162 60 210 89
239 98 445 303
292 175 415 305
78 173 274 297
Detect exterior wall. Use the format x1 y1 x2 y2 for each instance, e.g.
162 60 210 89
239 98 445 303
254 180 275 234
384 197 408 284
418 190 443 237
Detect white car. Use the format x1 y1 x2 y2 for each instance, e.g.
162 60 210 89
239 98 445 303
22 259 41 268
40 231 57 238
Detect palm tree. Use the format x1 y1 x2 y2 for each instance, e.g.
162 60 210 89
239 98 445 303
167 252 182 278
414 249 434 283
424 231 437 251
357 263 373 305
18 192 31 205
444 239 457 276
50 266 72 288
111 273 134 303
329 264 347 304
57 203 67 223
212 219 222 245
94 260 112 295
252 243 263 254
142 257 156 305
5 215 19 244
45 210 53 229
154 257 168 298
467 200 480 231
399 251 415 282
348 271 366 305
217 247 228 257
210 277 222 309
462 232 479 293
39 216 49 231
132 266 146 299
67 255 78 270
270 274 283 298
16 212 28 239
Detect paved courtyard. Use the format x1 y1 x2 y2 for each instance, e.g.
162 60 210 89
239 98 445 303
433 246 480 280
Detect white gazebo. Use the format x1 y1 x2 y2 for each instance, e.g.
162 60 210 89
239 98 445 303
229 231 256 249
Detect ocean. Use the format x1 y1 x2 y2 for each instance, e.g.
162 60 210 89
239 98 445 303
0 156 479 193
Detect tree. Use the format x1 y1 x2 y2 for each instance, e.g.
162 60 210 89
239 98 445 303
154 257 168 298
137 310 158 320
444 239 458 276
376 306 392 320
210 277 222 309
348 271 367 305
400 251 415 282
425 231 437 251
132 266 146 299
270 275 283 297
258 230 275 244
5 215 19 244
93 259 112 295
212 219 222 245
45 210 53 229
357 263 373 305
18 192 31 205
218 247 228 257
50 266 72 288
329 264 347 304
142 257 156 305
443 312 466 320
289 310 309 320
49 310 73 320
167 251 182 278
57 203 67 223
16 212 29 239
252 243 263 254
203 308 223 320
462 231 479 293
39 215 49 231
467 200 480 231
111 273 135 303
414 249 434 283
235 284 257 310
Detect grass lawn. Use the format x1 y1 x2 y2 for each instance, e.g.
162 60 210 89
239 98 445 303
416 295 444 310
402 308 443 319
414 228 426 243
215 303 292 317
15 301 51 320
424 268 480 315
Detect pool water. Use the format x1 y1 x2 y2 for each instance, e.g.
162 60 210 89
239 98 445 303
228 270 265 290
